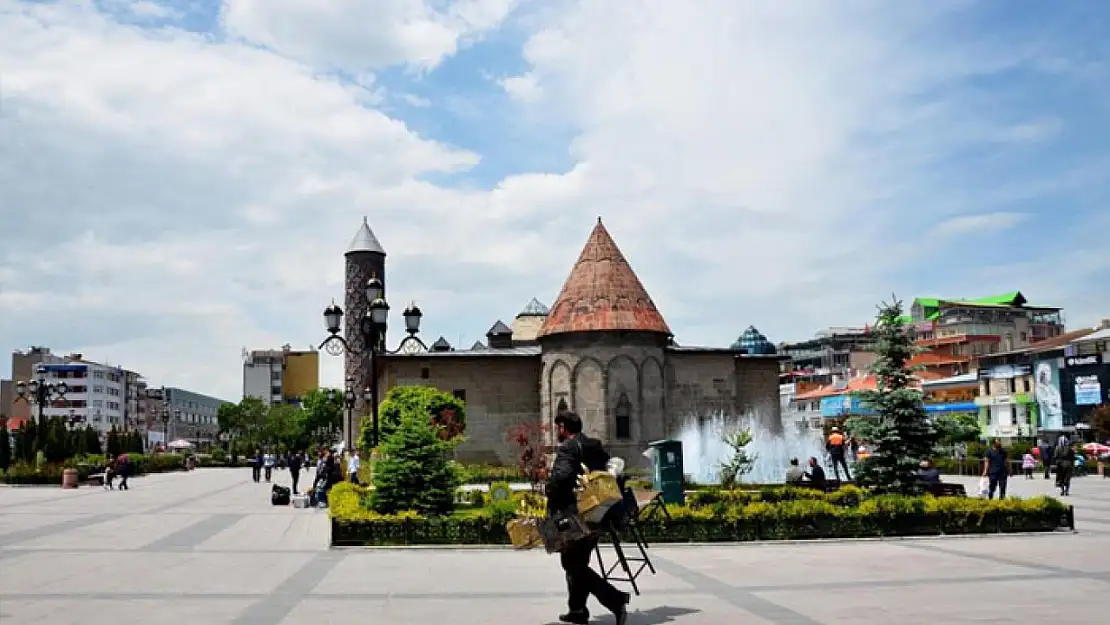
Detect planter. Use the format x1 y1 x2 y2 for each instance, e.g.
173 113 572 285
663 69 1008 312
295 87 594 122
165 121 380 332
61 468 79 489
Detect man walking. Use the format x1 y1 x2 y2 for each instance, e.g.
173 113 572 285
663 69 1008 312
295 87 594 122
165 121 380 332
251 449 262 483
983 439 1009 499
288 449 303 494
547 411 629 625
347 450 360 485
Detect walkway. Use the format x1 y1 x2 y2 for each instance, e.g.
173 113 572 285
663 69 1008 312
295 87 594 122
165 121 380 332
1 469 1106 624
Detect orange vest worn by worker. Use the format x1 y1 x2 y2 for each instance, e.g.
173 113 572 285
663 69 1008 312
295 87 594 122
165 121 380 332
828 432 846 456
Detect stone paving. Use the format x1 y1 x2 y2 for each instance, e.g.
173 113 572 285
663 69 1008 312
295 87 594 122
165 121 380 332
1 469 1106 624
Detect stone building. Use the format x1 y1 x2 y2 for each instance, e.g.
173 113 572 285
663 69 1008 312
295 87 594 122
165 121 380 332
346 218 782 466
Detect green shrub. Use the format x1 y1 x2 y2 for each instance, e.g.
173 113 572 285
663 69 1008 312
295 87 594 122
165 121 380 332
330 484 1070 546
366 385 467 451
455 463 525 484
370 411 460 516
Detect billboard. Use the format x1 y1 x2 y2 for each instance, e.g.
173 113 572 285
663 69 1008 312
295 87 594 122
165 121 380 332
1033 359 1064 431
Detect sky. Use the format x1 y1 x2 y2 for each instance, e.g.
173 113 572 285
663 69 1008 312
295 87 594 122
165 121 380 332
1 0 1108 402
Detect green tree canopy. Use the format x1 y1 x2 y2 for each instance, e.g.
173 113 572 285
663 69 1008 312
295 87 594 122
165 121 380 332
301 388 344 445
856 296 938 494
371 410 460 516
367 385 466 451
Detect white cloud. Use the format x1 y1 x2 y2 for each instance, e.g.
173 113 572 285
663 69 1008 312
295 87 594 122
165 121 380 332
929 212 1030 238
1 0 1106 401
219 0 519 71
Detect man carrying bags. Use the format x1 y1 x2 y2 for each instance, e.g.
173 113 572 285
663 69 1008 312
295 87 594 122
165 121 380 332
546 410 630 625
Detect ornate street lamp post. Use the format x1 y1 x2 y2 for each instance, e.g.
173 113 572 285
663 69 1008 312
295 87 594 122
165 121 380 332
161 407 170 450
319 275 426 449
13 365 69 424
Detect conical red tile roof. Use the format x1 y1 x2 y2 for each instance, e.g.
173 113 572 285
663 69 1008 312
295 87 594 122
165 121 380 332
538 219 671 338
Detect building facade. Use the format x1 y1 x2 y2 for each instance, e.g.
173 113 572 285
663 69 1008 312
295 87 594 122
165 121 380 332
344 218 784 467
242 345 320 405
160 386 230 448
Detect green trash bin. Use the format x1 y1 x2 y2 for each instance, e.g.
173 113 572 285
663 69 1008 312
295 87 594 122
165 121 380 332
648 439 685 506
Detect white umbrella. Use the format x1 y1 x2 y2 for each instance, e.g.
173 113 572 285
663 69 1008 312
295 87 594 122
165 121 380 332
167 439 194 449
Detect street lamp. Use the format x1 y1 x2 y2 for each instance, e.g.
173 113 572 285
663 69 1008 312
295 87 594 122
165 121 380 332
319 275 427 449
161 407 170 450
13 365 69 424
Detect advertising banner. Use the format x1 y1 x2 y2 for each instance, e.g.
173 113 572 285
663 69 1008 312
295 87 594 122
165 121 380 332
1033 360 1064 431
1074 375 1103 406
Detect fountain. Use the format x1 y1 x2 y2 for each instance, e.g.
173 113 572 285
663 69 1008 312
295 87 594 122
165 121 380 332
676 411 826 484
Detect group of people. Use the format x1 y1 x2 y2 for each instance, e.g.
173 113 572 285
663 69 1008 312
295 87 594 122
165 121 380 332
251 446 360 506
99 453 132 490
983 436 1083 498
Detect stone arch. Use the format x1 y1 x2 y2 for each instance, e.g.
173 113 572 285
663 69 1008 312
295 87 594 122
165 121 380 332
606 355 640 441
546 358 572 427
573 357 606 440
641 356 666 441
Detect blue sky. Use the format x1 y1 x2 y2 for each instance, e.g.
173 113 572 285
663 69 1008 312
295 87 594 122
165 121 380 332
1 0 1108 400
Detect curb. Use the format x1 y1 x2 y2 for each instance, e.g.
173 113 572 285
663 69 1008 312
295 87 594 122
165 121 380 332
329 529 1078 551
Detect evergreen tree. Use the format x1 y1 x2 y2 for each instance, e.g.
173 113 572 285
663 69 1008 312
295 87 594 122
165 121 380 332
85 426 103 455
0 422 11 472
41 417 69 463
15 419 37 463
856 297 938 494
73 423 89 456
106 427 120 457
371 411 460 516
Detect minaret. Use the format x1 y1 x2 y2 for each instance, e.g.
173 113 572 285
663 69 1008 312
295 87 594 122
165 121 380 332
344 216 386 444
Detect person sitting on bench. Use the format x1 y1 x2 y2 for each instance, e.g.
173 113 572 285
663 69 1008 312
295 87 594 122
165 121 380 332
805 457 827 489
785 458 805 484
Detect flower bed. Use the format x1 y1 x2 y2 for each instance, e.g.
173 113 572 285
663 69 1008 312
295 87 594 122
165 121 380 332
329 483 1071 547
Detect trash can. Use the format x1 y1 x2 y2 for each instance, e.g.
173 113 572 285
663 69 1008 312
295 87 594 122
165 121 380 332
648 439 685 506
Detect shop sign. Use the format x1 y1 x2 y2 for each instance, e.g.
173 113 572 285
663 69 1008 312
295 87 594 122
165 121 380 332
1065 354 1102 368
975 394 1013 406
1074 375 1103 406
978 364 1031 380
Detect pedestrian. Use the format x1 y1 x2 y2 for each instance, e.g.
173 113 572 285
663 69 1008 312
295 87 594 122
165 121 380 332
288 449 303 495
251 449 262 483
805 457 827 490
116 453 131 490
347 450 360 485
1022 451 1035 479
826 427 851 482
263 450 275 482
983 439 1009 499
1056 445 1076 496
546 410 629 625
1038 441 1054 480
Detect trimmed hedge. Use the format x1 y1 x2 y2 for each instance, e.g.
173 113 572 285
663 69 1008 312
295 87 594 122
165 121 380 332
329 482 1070 546
0 453 188 485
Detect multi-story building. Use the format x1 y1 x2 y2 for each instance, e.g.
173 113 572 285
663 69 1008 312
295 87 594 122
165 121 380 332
909 292 1065 378
3 347 60 427
33 356 142 437
159 386 230 449
779 327 878 386
242 344 319 405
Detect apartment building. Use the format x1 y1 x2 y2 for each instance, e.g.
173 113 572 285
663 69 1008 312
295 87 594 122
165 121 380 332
32 357 142 436
242 344 319 405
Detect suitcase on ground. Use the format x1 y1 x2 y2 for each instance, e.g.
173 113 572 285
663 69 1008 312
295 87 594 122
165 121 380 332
271 484 291 506
292 494 309 508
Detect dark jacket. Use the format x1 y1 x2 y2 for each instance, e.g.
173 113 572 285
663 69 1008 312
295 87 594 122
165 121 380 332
806 464 826 489
546 434 610 513
288 454 303 472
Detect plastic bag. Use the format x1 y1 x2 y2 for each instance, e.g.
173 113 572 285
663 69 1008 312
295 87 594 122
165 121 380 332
978 476 989 497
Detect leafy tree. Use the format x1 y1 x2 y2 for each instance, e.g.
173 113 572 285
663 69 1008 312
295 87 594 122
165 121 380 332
1091 405 1110 442
856 297 938 494
0 421 11 472
507 420 548 491
218 402 242 437
302 388 344 445
368 386 467 451
371 410 460 516
844 416 879 442
935 413 982 446
718 427 757 487
263 403 305 451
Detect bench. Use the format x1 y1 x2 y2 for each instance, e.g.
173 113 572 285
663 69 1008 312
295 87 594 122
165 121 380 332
796 479 842 493
925 482 966 497
85 473 106 487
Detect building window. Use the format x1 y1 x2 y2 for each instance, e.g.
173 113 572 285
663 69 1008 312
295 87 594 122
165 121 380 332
421 367 430 379
271 386 282 396
557 398 568 414
452 389 466 402
271 370 281 381
615 393 632 440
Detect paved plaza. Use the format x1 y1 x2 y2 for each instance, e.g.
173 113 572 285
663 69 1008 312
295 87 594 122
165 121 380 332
0 469 1106 624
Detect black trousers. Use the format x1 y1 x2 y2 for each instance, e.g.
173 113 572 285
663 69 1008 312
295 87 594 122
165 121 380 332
264 466 273 481
829 454 851 481
560 535 624 614
252 466 261 482
988 473 1007 499
290 470 300 494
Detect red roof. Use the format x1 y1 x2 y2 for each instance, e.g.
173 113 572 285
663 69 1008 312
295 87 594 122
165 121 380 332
793 376 879 401
538 220 671 338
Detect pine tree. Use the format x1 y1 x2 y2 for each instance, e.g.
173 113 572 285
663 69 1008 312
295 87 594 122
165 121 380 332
0 422 11 472
15 419 37 463
85 427 103 455
856 297 938 495
371 411 460 516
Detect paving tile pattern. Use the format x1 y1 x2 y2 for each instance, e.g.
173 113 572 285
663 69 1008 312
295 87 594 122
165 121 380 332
1 469 1106 623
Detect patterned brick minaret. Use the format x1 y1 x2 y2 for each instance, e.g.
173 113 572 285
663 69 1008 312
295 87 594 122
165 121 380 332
344 217 386 445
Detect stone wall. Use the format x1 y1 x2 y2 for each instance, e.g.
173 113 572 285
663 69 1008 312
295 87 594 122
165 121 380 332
734 356 785 433
379 354 542 465
664 350 737 428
